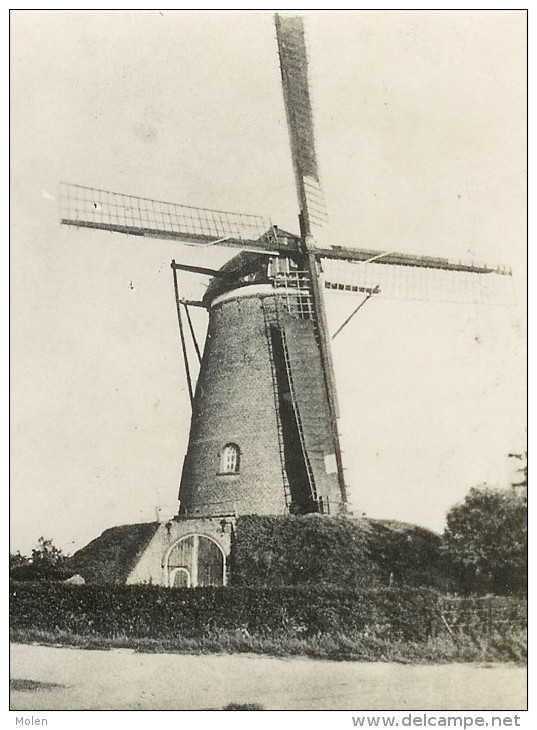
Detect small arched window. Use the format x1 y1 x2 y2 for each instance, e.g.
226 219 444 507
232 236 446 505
220 443 240 474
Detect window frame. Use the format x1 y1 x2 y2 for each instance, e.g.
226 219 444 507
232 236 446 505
218 443 240 475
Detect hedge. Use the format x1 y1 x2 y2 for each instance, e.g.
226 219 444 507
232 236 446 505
10 583 441 642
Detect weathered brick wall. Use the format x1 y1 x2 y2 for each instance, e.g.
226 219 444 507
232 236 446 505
179 286 346 518
179 294 287 516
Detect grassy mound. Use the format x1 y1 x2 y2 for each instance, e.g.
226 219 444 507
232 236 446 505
67 522 159 584
62 514 446 588
231 514 446 589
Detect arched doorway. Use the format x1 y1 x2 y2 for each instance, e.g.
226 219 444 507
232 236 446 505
170 567 191 588
165 534 226 587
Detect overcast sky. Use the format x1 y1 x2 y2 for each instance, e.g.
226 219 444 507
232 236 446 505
11 10 526 555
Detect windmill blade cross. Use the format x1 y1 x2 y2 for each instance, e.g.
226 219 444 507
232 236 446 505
59 182 297 255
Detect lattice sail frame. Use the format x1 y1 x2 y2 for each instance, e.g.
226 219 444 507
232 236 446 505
275 14 330 244
320 257 513 306
59 182 280 252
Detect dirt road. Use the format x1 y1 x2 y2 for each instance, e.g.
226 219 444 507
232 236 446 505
10 643 526 711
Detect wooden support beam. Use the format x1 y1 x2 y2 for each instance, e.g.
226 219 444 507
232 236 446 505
171 261 194 406
170 261 229 278
180 299 207 308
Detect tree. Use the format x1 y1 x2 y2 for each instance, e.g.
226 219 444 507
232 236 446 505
9 551 29 571
10 537 69 582
441 486 527 594
31 537 65 567
509 450 527 494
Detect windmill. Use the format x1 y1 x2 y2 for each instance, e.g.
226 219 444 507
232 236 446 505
59 15 511 525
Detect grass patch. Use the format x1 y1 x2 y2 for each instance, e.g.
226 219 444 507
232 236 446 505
9 624 527 665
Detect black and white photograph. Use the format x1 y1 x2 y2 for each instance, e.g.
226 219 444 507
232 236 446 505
10 8 527 716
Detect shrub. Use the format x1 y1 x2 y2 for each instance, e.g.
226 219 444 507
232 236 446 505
9 563 73 582
10 537 70 582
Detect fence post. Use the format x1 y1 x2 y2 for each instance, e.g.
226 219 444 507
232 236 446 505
430 614 437 642
486 603 492 647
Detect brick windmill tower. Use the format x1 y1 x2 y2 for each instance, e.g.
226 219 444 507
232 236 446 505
62 15 511 586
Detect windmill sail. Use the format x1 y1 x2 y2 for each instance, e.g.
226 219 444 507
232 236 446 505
321 257 512 306
59 182 293 255
315 244 511 275
275 14 329 243
316 242 512 305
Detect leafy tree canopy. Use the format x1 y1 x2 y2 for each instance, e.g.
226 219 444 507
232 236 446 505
31 537 65 566
10 537 69 582
9 551 29 570
441 485 527 594
509 450 527 493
